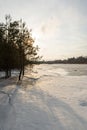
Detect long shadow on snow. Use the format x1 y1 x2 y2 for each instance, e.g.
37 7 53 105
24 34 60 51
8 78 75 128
24 86 87 130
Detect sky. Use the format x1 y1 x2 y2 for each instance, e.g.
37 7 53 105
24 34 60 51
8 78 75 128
0 0 87 60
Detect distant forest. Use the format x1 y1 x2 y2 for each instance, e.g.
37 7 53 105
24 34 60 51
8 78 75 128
33 56 87 64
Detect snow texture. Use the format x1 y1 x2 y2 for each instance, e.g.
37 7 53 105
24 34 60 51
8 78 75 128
0 64 87 130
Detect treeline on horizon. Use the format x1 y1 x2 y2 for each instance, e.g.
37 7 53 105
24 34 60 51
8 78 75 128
30 56 87 64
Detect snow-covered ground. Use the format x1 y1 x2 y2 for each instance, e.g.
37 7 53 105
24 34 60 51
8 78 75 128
0 64 87 130
0 70 19 79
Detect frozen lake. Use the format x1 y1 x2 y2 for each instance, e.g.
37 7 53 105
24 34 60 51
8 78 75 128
0 64 87 130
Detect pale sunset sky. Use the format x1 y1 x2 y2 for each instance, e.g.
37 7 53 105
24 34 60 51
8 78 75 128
0 0 87 60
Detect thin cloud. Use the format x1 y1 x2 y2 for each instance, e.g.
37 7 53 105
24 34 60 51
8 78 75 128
40 16 61 37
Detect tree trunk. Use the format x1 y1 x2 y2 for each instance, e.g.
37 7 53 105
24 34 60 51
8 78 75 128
8 70 11 77
19 69 22 80
22 50 25 76
5 69 11 78
23 64 24 75
5 70 8 78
